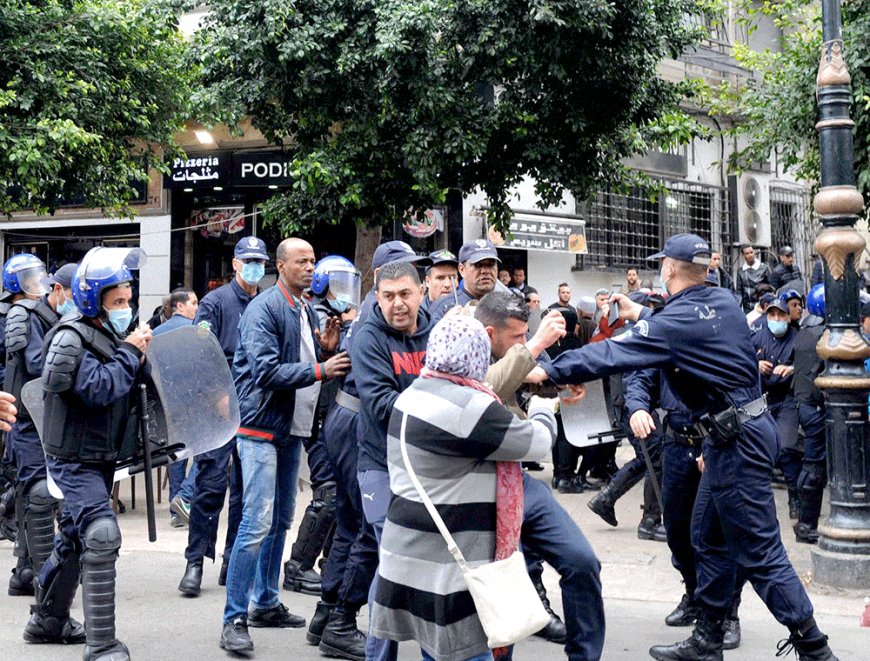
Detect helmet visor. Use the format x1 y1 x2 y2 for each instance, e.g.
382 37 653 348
17 265 49 296
77 247 147 286
327 269 361 308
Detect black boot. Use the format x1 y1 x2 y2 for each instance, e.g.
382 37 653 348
319 608 365 661
587 462 645 527
777 632 839 661
81 518 129 661
722 590 741 650
795 484 824 544
794 522 820 544
218 556 229 587
307 600 336 646
788 489 801 520
531 573 566 644
284 481 336 595
666 593 699 627
178 559 203 597
637 516 668 542
649 610 725 660
283 558 322 595
24 551 86 644
8 555 35 596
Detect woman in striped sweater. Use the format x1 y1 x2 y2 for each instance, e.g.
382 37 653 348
368 313 557 661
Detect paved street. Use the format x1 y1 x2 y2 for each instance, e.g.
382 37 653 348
1 447 868 660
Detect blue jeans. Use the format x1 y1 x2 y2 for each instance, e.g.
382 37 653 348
223 435 303 623
422 651 492 661
168 459 198 505
358 469 399 661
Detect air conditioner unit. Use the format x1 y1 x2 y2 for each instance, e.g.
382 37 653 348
729 173 771 248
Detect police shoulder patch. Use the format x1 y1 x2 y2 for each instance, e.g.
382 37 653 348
635 320 650 337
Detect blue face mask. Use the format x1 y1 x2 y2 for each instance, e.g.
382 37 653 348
768 319 788 337
241 262 265 285
104 307 133 336
329 298 349 314
659 266 669 295
56 294 76 316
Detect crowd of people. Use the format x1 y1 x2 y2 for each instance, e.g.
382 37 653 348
0 232 844 661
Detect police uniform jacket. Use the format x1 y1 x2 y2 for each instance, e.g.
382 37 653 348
543 286 763 420
427 283 475 324
792 319 825 408
194 277 256 367
750 324 797 405
233 282 325 442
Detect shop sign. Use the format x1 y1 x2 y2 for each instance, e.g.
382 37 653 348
192 206 245 238
402 207 443 239
232 152 294 187
488 213 588 254
166 153 229 188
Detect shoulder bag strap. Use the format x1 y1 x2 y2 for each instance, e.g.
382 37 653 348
398 410 469 572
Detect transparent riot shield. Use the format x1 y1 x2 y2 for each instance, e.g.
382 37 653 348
23 323 239 498
558 380 625 448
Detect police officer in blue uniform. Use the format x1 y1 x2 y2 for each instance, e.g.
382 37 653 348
5 262 77 608
25 248 152 661
752 296 802 519
533 234 837 661
179 236 268 595
1 254 49 591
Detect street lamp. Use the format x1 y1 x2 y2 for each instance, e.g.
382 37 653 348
811 0 870 588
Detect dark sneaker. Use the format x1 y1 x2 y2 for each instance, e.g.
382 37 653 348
794 522 820 545
248 603 306 629
220 617 254 654
170 496 191 525
722 618 740 650
169 514 185 528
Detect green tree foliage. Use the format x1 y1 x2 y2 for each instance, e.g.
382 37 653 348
194 0 706 234
0 0 195 215
711 0 869 196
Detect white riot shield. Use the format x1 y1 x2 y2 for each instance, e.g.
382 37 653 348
559 380 625 448
24 323 240 498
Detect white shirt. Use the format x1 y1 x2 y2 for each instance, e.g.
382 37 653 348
291 302 322 437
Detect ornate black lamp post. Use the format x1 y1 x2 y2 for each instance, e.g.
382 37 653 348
811 0 870 588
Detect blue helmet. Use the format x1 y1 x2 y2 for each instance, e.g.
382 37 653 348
72 247 146 318
807 284 825 318
3 254 48 295
311 256 361 307
779 288 803 306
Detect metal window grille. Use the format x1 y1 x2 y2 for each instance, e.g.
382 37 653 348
577 180 732 270
769 183 816 277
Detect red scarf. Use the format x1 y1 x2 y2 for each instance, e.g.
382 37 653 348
420 368 524 559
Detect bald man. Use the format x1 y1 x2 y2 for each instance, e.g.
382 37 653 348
219 238 350 654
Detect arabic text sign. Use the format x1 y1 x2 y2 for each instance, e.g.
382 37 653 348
165 153 230 189
489 214 588 254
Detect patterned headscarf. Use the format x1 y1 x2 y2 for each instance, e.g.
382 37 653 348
424 314 491 382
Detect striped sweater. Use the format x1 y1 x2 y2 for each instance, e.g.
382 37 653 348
369 376 556 661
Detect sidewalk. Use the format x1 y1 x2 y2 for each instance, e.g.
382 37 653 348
0 445 867 659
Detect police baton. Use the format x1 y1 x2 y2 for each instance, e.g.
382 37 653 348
138 383 157 542
636 433 663 515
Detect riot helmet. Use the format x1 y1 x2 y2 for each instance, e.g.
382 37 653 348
72 247 147 318
806 284 825 318
2 254 49 297
310 256 361 310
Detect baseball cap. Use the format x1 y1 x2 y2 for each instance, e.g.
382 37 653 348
778 245 795 256
577 296 597 315
43 263 78 289
372 241 431 270
458 239 500 265
648 233 711 266
759 293 777 307
234 236 270 261
427 249 459 268
766 298 789 314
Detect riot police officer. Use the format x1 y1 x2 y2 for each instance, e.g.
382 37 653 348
530 234 837 661
0 259 24 541
24 247 152 661
5 262 77 607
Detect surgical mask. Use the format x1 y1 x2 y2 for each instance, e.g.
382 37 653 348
329 298 349 314
56 295 76 316
659 266 670 295
104 307 133 336
768 319 788 337
241 262 265 285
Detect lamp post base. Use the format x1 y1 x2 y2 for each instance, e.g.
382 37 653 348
812 545 870 589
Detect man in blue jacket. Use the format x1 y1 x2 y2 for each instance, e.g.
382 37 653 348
220 238 349 655
352 260 433 661
180 237 267 595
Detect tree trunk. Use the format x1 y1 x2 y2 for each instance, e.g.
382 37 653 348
354 223 382 296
